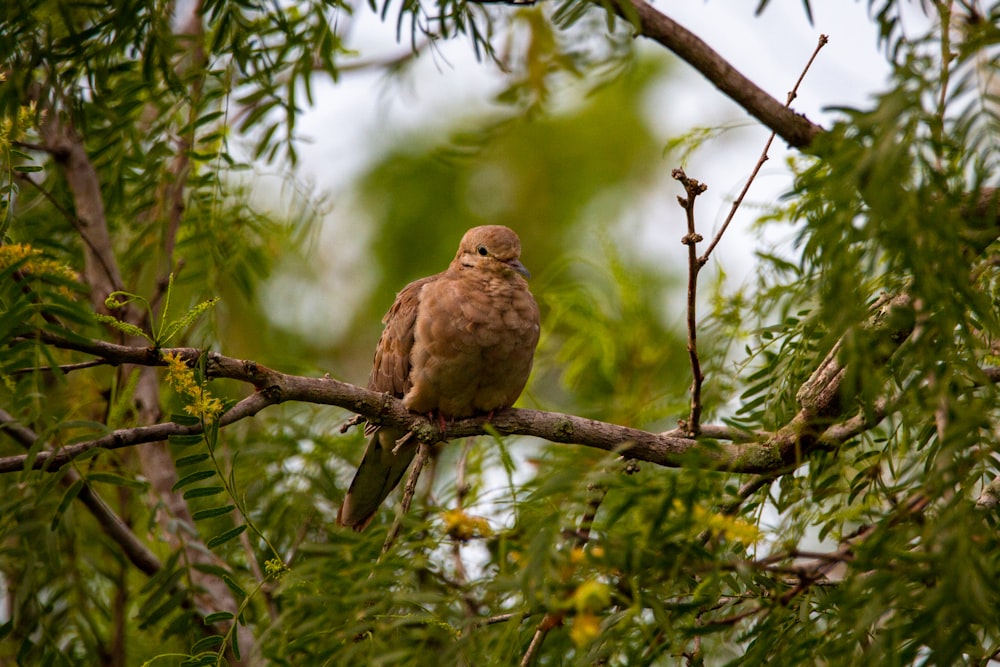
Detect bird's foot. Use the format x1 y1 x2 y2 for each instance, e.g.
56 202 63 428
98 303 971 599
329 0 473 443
427 411 448 437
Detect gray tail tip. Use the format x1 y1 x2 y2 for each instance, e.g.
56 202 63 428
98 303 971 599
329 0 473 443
337 502 376 532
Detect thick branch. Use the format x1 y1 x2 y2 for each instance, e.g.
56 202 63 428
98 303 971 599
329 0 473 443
7 329 913 476
38 116 125 310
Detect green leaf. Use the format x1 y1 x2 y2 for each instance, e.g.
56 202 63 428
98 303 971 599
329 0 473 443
138 551 182 596
190 635 225 653
192 563 230 578
172 470 216 491
192 505 236 521
160 297 220 344
231 621 241 660
221 574 247 600
86 472 148 489
206 524 247 548
171 413 202 427
176 453 211 467
138 568 186 619
138 589 186 629
203 611 235 624
183 486 225 500
51 478 85 530
168 434 205 447
93 313 152 342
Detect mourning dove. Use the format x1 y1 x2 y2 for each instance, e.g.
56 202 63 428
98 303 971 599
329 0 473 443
338 225 541 531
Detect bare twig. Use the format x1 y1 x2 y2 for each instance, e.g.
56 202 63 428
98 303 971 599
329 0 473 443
660 423 769 443
520 613 562 667
10 359 111 375
668 36 828 443
699 35 829 265
451 439 474 585
672 168 708 436
381 441 433 554
480 612 523 626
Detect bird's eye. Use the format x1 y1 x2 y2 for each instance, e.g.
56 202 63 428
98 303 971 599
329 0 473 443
477 245 488 256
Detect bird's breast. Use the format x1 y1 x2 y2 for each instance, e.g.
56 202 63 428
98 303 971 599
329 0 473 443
403 274 539 417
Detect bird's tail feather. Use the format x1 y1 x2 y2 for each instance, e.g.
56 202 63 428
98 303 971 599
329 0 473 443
337 429 417 531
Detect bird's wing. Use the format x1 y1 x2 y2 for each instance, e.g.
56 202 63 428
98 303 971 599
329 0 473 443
367 274 437 398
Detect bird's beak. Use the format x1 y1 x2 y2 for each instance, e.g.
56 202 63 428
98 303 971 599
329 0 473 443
506 258 531 279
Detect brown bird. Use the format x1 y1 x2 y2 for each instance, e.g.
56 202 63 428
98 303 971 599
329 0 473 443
338 225 541 531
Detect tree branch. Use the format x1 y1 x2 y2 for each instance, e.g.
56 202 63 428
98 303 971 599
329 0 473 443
38 116 125 311
0 409 163 575
7 306 919 479
673 168 708 436
606 0 825 148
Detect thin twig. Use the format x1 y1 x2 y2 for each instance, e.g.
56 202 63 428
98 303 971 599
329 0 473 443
660 422 769 443
698 34 829 265
451 440 473 585
0 390 276 473
669 36 829 439
672 168 708 436
15 173 115 288
381 441 432 554
717 474 776 516
479 612 523 626
10 359 111 375
520 613 562 667
710 601 768 626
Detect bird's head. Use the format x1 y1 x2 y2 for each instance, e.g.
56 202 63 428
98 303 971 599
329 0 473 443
454 225 531 279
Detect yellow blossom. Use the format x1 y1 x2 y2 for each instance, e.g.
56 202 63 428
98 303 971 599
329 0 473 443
162 351 223 423
674 499 761 544
569 612 602 647
264 558 289 579
571 579 611 614
0 243 77 283
441 508 493 541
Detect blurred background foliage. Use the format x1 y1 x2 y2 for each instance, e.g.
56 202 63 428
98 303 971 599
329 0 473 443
2 0 1000 665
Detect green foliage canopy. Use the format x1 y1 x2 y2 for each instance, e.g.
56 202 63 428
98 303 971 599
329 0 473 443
1 1 1000 666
